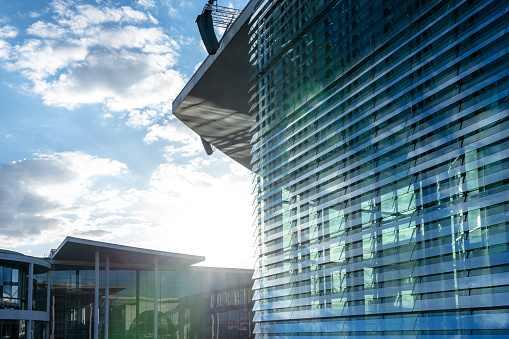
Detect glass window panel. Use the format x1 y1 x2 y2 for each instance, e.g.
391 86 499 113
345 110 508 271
11 269 18 283
3 267 11 284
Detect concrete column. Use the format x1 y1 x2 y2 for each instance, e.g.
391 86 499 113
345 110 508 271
46 271 51 339
27 262 34 339
105 257 110 339
154 259 158 339
94 251 99 339
135 270 140 339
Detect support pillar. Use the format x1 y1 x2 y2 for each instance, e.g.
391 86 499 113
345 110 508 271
154 259 158 339
105 257 110 339
135 270 140 339
46 271 51 339
94 251 99 339
27 262 33 339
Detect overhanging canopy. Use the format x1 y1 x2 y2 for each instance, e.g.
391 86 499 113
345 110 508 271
51 237 204 269
172 0 257 169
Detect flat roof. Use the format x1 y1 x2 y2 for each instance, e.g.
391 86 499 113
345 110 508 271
51 237 204 269
0 249 51 274
172 0 260 169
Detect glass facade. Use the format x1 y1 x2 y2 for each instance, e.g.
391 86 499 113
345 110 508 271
0 319 45 339
248 0 509 337
0 320 26 339
33 272 49 312
0 265 27 310
50 266 254 338
0 253 51 339
0 263 46 311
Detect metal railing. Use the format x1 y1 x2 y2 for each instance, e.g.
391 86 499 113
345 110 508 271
202 0 241 29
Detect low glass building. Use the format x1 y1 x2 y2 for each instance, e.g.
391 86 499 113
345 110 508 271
0 237 254 339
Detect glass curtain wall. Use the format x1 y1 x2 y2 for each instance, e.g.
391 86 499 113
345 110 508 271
50 266 98 338
0 320 26 339
0 320 45 339
248 0 509 337
0 265 27 310
50 266 254 338
33 272 48 311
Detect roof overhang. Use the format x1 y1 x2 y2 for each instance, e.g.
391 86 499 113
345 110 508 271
0 250 51 274
172 0 258 169
50 237 204 270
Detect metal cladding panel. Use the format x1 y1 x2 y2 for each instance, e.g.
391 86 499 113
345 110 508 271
248 0 509 337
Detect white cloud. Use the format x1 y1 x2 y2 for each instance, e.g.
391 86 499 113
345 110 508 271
163 143 201 159
126 109 160 128
138 0 156 8
215 26 226 37
147 13 159 24
0 25 17 38
149 162 215 196
0 40 10 59
229 160 251 177
2 1 186 112
7 39 88 80
144 117 198 144
0 151 255 268
142 157 254 267
106 69 185 111
167 5 180 18
55 4 150 34
179 1 193 8
0 152 134 247
143 117 205 159
31 49 185 110
85 26 176 52
27 21 67 39
84 188 142 214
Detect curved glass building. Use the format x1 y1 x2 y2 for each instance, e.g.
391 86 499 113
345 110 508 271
0 249 51 339
173 0 509 337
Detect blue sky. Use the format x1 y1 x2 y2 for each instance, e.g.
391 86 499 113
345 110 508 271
0 0 253 268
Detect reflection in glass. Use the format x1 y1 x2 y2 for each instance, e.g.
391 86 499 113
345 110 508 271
50 266 253 338
0 266 27 310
